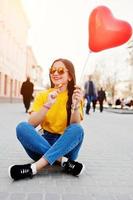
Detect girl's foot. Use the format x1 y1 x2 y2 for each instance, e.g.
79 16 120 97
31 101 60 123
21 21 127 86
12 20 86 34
8 164 33 180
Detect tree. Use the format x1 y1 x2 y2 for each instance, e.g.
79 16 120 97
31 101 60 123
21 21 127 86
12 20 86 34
127 40 133 96
127 40 133 66
91 68 102 88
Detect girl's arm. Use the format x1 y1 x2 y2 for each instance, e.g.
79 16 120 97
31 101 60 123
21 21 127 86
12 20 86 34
28 103 51 127
28 90 59 127
70 86 83 124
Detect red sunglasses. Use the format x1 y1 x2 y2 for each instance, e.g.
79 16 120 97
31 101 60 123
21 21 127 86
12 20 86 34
49 67 68 75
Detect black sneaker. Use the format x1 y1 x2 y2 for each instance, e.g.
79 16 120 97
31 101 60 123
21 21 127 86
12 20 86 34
62 160 84 176
8 164 33 180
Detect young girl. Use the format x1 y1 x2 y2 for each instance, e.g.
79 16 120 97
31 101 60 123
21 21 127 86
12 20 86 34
8 58 84 180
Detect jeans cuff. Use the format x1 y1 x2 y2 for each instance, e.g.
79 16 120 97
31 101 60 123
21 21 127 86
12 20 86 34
43 155 55 165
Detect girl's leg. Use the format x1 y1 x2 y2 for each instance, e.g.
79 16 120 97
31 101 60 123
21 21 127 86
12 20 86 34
64 138 84 161
9 123 84 180
16 122 62 170
16 122 51 160
86 96 91 114
9 121 53 180
17 122 84 165
43 123 84 165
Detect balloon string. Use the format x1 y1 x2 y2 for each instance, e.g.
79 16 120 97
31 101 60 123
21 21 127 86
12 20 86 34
78 50 92 86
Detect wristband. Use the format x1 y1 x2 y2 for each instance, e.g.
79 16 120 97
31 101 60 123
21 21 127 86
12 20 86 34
43 104 51 110
71 104 79 112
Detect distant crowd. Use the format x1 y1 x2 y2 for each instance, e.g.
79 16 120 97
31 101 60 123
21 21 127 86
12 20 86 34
115 98 133 109
83 75 133 114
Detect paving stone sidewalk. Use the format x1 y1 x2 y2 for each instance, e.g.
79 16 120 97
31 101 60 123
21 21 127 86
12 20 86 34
0 103 133 200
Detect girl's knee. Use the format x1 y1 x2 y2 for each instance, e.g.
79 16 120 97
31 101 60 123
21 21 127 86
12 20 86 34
16 121 29 139
68 123 84 138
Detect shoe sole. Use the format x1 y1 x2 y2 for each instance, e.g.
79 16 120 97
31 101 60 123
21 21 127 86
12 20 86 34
76 164 85 176
8 165 14 180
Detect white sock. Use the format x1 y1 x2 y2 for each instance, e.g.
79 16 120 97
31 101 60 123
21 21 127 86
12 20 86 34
31 163 37 175
61 157 68 167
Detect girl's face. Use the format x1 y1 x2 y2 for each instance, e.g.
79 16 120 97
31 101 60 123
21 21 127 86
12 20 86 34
50 61 71 87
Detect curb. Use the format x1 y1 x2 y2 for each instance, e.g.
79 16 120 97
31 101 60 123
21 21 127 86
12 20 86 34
104 108 133 114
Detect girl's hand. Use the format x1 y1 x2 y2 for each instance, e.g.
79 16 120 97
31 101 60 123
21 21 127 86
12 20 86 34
44 84 63 109
47 90 59 105
72 85 83 107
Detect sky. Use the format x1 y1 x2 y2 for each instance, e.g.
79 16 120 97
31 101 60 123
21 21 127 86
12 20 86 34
21 0 133 85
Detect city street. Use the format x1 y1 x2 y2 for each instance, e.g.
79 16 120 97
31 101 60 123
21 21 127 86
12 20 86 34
0 103 133 200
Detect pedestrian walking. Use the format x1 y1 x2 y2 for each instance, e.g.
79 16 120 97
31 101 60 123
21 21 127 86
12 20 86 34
97 87 106 112
84 75 97 114
8 58 84 181
20 77 34 113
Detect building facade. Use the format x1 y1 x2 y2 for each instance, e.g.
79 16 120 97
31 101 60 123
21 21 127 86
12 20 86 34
0 0 43 102
0 0 30 102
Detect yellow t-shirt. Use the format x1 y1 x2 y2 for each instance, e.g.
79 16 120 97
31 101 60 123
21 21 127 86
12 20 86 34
30 88 83 134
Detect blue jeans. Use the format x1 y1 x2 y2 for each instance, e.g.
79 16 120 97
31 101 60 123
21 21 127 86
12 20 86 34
86 95 97 113
16 122 84 165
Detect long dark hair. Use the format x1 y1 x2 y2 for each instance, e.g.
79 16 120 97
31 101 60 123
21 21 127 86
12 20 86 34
50 58 76 125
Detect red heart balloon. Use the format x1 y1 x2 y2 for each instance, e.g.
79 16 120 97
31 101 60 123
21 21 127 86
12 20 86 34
89 6 132 52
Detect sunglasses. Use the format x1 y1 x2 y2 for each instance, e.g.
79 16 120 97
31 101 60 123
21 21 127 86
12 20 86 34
49 67 68 75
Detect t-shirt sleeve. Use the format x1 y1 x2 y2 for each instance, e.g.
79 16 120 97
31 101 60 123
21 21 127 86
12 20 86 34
29 91 47 113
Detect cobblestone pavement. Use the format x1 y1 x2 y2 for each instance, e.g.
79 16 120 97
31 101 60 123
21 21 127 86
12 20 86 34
0 103 133 200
